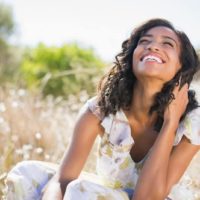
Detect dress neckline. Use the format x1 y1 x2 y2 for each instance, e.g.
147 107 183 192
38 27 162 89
117 109 152 164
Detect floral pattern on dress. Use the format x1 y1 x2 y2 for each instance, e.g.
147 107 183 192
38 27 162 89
65 179 130 200
5 161 57 200
174 107 200 146
96 111 139 190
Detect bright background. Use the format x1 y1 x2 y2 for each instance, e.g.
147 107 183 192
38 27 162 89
3 0 200 61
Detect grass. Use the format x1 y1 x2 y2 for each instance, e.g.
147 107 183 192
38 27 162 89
0 87 98 197
0 84 200 199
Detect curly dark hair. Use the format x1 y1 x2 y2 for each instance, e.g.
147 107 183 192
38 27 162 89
97 18 200 131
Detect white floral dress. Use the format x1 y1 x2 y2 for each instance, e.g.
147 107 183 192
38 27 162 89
5 97 200 200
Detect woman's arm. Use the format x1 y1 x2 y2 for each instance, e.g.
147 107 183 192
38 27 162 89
132 84 200 200
42 106 103 200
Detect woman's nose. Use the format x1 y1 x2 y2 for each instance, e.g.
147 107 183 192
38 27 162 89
146 41 160 51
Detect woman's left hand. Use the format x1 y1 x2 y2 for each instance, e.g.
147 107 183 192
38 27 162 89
164 83 189 126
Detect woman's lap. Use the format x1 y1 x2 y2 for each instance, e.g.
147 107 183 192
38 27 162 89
5 161 130 200
5 161 172 200
65 179 130 200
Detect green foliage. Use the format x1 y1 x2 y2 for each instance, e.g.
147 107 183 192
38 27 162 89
20 43 106 97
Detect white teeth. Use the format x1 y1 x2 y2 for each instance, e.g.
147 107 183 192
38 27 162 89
143 55 162 63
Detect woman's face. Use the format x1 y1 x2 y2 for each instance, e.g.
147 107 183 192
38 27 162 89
132 26 181 83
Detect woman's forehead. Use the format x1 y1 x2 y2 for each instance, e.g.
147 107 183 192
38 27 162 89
143 26 180 42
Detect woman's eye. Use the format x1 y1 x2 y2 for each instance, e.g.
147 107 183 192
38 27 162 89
138 39 149 44
163 42 174 47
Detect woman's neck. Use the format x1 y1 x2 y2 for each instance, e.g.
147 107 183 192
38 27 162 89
128 81 163 125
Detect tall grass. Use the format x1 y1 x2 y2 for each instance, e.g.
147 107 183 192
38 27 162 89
0 87 98 197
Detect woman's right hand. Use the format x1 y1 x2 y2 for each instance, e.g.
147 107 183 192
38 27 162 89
42 179 62 200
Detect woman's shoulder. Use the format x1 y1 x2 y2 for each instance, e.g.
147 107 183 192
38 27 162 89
174 107 200 146
83 96 132 136
82 96 102 120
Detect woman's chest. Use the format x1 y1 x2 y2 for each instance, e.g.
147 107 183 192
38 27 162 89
129 122 158 163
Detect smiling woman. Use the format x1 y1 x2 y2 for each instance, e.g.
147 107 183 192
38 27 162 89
132 26 181 82
6 18 200 200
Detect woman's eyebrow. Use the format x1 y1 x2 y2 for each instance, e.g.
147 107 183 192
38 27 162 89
162 36 178 45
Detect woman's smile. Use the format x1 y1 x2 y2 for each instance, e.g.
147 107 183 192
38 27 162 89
140 53 165 64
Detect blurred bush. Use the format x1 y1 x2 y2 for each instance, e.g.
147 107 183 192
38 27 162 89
20 43 106 97
0 2 106 98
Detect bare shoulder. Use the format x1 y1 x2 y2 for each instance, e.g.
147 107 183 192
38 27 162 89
75 105 104 137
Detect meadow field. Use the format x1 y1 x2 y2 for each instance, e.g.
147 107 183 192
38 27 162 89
0 87 98 198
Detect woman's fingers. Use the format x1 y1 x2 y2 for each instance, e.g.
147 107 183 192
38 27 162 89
164 83 189 123
173 82 188 97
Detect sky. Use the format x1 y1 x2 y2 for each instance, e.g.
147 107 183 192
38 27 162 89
2 0 200 61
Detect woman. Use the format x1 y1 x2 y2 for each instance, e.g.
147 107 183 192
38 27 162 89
7 18 200 200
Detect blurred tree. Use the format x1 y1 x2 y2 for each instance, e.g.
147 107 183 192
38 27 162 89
20 43 106 97
0 2 15 38
0 2 21 83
